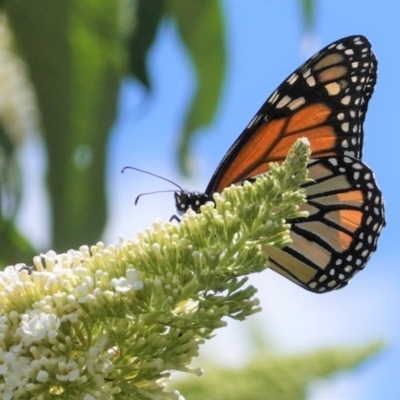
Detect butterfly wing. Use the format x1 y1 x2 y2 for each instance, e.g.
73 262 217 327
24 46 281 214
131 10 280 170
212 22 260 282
264 156 385 293
174 36 384 293
206 35 377 195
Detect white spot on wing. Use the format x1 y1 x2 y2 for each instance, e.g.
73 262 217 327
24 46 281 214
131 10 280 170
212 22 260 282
306 76 316 87
247 114 261 129
276 95 292 109
341 122 349 132
329 158 338 166
268 90 279 104
325 82 341 95
341 95 351 105
288 97 306 110
287 73 299 85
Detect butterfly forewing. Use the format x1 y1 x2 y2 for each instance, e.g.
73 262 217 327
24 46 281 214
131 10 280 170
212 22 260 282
264 156 385 293
207 35 377 194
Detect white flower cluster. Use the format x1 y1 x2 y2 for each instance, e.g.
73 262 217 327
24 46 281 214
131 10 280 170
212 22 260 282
0 243 143 400
0 139 311 399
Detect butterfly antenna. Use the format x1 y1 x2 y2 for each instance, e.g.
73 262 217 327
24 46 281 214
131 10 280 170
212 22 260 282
135 189 177 205
121 166 183 191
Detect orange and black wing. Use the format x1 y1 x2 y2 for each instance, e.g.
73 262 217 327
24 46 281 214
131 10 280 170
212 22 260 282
264 156 385 293
206 35 377 195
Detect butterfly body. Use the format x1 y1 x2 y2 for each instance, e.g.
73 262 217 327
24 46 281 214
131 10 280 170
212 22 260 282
174 190 211 215
174 35 385 293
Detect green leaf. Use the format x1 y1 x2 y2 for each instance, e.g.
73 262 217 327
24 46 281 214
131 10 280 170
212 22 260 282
128 0 165 89
4 0 125 251
301 0 314 29
0 13 38 225
0 219 36 267
174 341 385 400
0 122 22 224
0 149 22 221
0 122 14 156
168 0 226 176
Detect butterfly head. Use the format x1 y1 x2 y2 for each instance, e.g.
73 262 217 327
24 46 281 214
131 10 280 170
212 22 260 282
174 190 212 215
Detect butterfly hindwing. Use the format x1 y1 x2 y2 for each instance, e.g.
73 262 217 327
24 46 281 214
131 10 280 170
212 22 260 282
264 156 385 293
207 35 377 194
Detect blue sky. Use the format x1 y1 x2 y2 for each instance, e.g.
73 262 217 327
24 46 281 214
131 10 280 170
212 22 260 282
19 1 399 398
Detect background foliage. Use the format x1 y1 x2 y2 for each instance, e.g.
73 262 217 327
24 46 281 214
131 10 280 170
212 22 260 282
0 0 227 258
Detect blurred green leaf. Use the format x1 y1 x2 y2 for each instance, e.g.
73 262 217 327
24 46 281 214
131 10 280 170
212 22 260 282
301 0 314 29
174 340 385 400
0 131 28 266
0 12 37 234
128 0 165 89
0 219 36 267
0 122 14 156
4 0 125 252
0 149 22 221
168 0 226 176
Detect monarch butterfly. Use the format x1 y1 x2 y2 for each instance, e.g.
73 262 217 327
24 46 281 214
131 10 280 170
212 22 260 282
174 35 385 293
